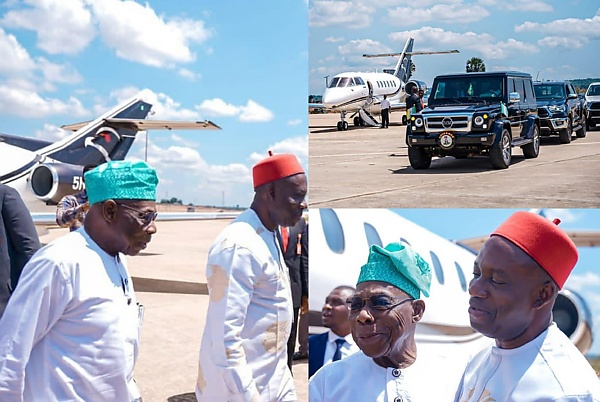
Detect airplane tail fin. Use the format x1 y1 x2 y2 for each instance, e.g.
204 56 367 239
39 97 152 166
392 38 415 83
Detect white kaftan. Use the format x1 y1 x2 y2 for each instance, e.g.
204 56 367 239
309 349 462 402
455 323 600 402
196 208 296 402
0 228 142 402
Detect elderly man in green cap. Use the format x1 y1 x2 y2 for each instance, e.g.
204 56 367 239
309 242 460 402
0 160 158 402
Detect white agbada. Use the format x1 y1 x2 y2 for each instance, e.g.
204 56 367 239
455 323 600 401
0 229 142 402
309 349 462 402
196 208 296 402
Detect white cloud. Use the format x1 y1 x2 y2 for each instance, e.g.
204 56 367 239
325 36 344 43
387 4 489 25
239 100 274 122
478 0 553 12
88 0 212 67
337 39 393 67
248 136 308 166
34 123 71 141
309 1 374 29
515 14 600 50
178 68 200 81
287 119 302 126
1 0 95 55
196 98 241 117
36 58 82 85
0 28 35 74
565 272 600 292
389 27 537 60
0 85 88 118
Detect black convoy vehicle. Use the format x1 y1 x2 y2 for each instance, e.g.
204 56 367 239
406 71 540 170
533 81 586 143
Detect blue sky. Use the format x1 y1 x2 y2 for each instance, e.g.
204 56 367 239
394 208 600 356
309 0 600 94
0 0 308 207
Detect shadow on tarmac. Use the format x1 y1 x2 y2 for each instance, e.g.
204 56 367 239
167 392 197 401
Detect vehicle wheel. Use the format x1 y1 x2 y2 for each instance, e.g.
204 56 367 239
336 121 342 131
490 128 511 169
559 118 572 143
408 147 432 169
589 121 596 129
353 116 360 127
402 115 407 126
522 124 540 158
342 121 349 131
576 115 586 138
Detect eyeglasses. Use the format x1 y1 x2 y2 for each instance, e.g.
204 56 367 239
346 295 413 312
116 202 158 227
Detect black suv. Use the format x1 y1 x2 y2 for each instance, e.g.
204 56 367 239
406 71 540 169
533 81 586 143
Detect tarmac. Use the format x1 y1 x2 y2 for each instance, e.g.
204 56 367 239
40 219 309 402
309 113 600 208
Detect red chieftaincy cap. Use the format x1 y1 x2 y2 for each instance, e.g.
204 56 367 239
252 151 304 188
491 211 578 289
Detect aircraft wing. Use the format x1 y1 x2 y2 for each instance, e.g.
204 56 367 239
363 50 459 58
62 119 221 131
458 230 600 251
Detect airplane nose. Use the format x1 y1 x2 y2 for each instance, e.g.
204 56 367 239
323 88 347 108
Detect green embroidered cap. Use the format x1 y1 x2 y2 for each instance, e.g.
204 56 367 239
85 160 159 205
357 243 432 299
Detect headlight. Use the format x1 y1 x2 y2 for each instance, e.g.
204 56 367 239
548 105 566 113
414 117 423 128
474 116 484 126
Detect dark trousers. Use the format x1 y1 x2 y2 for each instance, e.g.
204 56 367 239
381 109 389 128
287 307 300 372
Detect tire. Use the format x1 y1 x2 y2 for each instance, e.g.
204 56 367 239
408 147 432 169
576 115 586 138
559 118 572 143
490 128 511 169
402 115 407 125
336 121 342 131
353 116 360 127
342 121 349 131
522 124 540 159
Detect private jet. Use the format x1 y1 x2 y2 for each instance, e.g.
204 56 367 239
309 208 594 359
311 38 458 130
0 97 225 228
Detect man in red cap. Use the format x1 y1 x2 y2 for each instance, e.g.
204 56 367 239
455 211 600 401
196 152 307 402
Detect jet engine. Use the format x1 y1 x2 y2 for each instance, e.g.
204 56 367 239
28 163 85 205
405 80 427 95
553 289 593 354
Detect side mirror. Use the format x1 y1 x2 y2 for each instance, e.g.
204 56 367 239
568 93 578 99
509 92 520 104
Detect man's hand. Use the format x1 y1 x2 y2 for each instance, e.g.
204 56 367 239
300 295 308 315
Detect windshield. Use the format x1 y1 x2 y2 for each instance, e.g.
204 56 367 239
430 76 504 105
534 84 564 99
587 85 600 97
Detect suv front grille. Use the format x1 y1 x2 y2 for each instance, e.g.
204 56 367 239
537 108 549 118
589 102 600 111
425 115 470 131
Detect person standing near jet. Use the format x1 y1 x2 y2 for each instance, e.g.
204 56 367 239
308 285 359 377
0 183 40 319
196 152 307 402
0 160 158 401
455 211 600 401
405 86 422 116
380 95 391 129
56 164 98 232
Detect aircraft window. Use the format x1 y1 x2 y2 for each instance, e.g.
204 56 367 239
320 209 345 254
429 251 445 285
399 237 411 246
355 77 365 85
328 77 340 88
363 223 383 248
338 77 351 87
455 262 467 292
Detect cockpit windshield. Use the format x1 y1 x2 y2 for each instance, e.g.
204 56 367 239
327 76 365 88
534 84 564 100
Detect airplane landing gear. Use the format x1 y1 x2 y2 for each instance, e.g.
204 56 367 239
353 116 364 127
337 112 349 131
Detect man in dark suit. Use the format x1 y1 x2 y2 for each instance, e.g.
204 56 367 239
279 217 308 371
309 285 358 377
0 183 40 318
